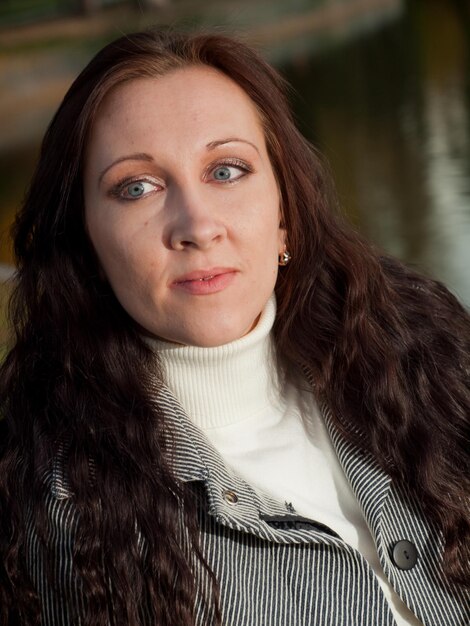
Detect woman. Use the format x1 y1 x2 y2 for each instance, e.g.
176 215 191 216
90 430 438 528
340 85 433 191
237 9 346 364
0 29 468 626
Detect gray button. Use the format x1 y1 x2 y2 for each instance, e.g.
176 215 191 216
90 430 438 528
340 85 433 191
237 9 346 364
223 489 239 505
392 540 418 570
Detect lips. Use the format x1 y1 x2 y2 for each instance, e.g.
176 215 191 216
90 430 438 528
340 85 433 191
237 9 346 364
172 267 237 295
173 268 236 285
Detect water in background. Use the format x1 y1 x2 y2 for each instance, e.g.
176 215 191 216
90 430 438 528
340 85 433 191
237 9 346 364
1 0 469 304
282 0 470 305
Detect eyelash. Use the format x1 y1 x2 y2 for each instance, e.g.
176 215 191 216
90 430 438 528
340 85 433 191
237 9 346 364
109 176 160 201
205 158 253 182
109 158 253 201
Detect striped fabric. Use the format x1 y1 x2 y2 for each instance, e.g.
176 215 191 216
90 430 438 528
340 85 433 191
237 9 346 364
26 385 469 625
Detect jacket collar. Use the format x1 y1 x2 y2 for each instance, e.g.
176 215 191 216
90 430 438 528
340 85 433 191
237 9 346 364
153 383 392 545
51 380 392 546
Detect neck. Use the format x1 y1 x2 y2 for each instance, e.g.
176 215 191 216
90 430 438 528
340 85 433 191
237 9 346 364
151 295 282 429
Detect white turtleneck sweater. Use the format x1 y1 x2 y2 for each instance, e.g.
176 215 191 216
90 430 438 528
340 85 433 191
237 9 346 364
154 295 423 626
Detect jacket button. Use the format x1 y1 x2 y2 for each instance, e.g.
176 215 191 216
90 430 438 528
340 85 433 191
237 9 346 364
392 540 418 570
223 489 239 505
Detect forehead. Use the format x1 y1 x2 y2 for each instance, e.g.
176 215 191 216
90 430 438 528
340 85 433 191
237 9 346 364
88 66 266 155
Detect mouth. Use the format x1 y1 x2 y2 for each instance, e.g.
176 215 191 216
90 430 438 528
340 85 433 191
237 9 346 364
190 274 215 282
173 268 236 284
172 268 238 295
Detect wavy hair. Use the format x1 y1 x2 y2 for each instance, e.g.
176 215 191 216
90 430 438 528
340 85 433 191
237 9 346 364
1 29 469 625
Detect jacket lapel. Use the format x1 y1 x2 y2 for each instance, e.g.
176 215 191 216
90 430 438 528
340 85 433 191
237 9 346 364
154 384 346 547
321 403 392 544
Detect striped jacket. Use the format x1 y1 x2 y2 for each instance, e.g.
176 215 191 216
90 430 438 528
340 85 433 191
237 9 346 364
27 385 469 625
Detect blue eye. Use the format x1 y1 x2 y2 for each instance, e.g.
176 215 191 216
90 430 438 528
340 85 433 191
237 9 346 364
127 182 146 197
115 179 159 201
211 162 248 182
213 166 232 180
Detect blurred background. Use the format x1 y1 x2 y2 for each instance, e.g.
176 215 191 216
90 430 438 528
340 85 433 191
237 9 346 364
1 0 470 352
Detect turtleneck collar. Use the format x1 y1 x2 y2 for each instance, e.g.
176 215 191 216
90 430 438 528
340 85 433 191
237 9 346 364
151 295 282 429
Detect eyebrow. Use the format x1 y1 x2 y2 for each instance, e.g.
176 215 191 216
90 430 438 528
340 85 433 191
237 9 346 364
206 138 260 154
98 152 154 185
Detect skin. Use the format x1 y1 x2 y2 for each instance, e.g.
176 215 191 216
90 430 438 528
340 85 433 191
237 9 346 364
84 66 286 347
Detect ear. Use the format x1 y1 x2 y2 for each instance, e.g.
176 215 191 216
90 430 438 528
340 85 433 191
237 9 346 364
277 199 287 249
278 224 287 254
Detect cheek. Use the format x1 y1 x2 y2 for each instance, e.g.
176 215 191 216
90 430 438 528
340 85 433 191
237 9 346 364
244 219 282 277
88 222 123 274
87 211 145 273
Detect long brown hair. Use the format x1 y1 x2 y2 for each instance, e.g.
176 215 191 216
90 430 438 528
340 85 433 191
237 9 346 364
1 29 469 626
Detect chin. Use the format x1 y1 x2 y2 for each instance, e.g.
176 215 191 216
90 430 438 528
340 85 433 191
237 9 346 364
181 318 256 348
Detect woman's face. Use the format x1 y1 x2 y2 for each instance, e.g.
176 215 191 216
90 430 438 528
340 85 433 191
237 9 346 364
84 66 285 347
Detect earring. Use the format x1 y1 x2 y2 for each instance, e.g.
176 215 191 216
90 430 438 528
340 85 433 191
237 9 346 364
278 248 291 266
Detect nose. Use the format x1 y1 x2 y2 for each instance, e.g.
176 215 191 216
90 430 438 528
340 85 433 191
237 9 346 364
167 185 226 251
